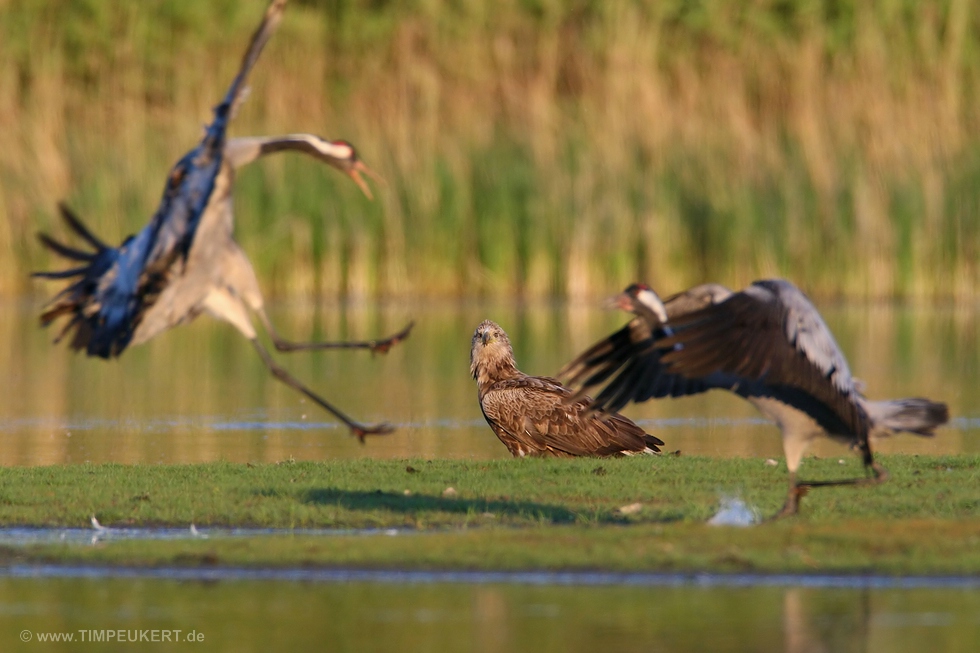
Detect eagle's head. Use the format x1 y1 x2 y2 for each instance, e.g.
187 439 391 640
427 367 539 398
470 319 517 384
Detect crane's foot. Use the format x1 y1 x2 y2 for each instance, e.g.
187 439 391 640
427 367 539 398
369 321 415 355
869 461 889 484
771 462 889 520
350 421 396 443
771 484 810 520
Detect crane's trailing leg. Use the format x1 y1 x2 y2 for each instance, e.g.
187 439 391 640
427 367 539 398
250 339 393 442
201 287 394 440
774 458 889 519
775 467 888 519
795 462 889 491
775 473 808 518
257 313 414 355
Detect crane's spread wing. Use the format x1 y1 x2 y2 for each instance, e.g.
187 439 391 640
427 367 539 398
147 0 287 268
658 279 869 436
480 375 660 456
34 0 287 358
33 205 121 350
559 318 654 389
558 292 732 414
662 283 734 318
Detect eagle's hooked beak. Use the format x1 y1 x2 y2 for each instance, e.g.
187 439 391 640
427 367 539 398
481 331 491 346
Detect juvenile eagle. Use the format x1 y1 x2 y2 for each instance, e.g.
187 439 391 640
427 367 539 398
470 320 664 457
560 281 949 516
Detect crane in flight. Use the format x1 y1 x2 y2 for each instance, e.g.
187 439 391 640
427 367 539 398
33 0 411 440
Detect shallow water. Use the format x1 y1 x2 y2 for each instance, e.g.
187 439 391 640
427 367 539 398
1 299 976 465
1 575 979 652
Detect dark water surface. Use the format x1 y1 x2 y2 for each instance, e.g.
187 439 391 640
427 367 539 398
1 574 979 652
0 299 975 464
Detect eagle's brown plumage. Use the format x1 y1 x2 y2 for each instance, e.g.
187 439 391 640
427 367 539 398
470 320 664 457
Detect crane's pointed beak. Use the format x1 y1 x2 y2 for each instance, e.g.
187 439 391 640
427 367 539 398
349 161 385 201
604 291 634 313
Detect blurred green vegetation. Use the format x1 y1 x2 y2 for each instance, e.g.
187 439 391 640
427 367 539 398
3 0 979 299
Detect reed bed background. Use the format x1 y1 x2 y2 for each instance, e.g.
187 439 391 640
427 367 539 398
3 0 979 301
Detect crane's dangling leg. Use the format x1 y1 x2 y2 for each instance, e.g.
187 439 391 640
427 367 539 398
203 287 394 440
217 240 414 356
773 462 888 520
250 339 394 441
256 310 414 355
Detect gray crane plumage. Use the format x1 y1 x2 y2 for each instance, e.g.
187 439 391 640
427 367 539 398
33 0 411 440
471 320 664 458
560 280 948 516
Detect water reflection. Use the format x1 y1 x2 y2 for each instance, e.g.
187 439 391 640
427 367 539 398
0 299 976 464
1 577 978 653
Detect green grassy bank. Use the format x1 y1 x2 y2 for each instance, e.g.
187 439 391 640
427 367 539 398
1 456 978 574
3 1 980 300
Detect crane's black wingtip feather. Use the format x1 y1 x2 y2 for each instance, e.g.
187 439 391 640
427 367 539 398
56 203 109 251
